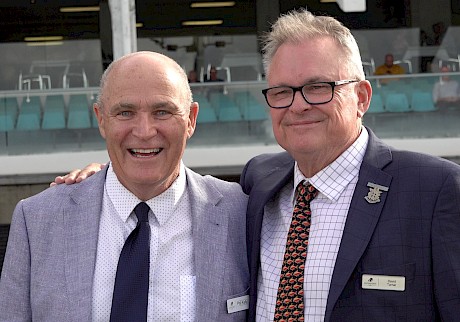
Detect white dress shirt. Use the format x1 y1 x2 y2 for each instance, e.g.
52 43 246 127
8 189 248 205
256 127 369 322
92 162 195 322
432 79 460 102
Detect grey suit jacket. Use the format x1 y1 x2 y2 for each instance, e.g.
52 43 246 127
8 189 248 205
0 165 249 322
241 128 460 322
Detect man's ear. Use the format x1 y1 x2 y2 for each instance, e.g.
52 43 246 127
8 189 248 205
187 102 199 139
357 80 372 118
93 103 106 138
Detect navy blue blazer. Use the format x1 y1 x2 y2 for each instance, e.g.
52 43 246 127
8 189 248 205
240 128 460 322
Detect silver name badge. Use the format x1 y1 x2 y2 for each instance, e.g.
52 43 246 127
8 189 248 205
362 274 405 291
227 295 249 314
365 182 389 204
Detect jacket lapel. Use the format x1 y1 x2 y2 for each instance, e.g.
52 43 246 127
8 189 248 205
247 154 294 319
248 154 294 259
325 129 393 321
63 167 107 321
186 168 228 321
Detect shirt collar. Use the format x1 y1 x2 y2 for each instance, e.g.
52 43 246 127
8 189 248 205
106 161 187 226
294 126 369 202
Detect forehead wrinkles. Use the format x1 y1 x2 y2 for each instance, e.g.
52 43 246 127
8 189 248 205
268 46 328 86
99 56 191 117
105 63 188 106
271 40 353 85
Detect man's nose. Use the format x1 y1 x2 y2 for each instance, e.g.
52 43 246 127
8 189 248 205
132 114 158 138
290 90 312 113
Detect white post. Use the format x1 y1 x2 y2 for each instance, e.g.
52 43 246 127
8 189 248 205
336 0 366 12
109 0 137 60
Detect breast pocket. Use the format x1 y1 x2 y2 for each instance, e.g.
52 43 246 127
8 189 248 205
337 263 416 307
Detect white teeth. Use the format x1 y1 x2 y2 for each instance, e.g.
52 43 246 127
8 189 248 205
131 148 160 153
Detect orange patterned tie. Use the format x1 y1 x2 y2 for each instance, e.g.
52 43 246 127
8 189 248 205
274 181 318 322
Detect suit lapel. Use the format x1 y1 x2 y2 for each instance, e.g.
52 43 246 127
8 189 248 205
63 168 107 320
247 155 294 318
186 169 228 321
248 152 295 244
325 129 393 321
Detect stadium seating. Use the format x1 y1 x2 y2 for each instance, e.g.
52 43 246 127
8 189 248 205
385 93 410 112
67 94 91 129
42 95 66 130
367 93 385 113
233 91 268 121
411 91 437 112
0 98 17 131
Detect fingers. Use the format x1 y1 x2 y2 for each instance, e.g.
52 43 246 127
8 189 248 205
77 163 106 181
66 169 85 184
50 169 82 186
50 175 68 187
49 163 106 186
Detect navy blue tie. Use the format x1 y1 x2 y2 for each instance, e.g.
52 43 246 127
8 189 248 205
110 202 150 322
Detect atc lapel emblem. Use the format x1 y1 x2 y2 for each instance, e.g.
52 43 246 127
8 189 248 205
365 182 389 204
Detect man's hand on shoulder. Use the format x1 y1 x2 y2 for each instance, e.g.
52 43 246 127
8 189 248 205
50 163 106 186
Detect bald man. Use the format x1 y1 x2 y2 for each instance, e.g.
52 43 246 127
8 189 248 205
0 52 249 322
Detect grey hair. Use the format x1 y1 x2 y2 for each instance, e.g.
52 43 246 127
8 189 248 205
261 8 365 80
96 51 193 111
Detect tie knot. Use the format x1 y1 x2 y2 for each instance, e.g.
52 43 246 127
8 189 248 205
296 181 318 200
134 202 150 222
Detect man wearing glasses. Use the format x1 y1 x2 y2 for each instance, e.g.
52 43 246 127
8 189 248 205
241 8 460 322
49 8 460 322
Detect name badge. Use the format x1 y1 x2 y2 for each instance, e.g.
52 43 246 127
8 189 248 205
362 274 405 291
227 295 249 314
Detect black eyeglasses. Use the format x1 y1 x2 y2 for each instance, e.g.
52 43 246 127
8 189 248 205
261 79 359 109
